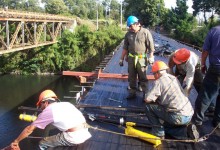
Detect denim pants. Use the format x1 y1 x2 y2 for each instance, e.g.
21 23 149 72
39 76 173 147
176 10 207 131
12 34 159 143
39 132 77 150
145 104 191 139
194 66 220 124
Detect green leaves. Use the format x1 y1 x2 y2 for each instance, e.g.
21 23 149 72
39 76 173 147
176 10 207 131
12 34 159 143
0 25 124 74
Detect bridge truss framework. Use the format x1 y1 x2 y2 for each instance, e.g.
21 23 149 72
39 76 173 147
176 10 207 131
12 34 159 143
0 9 76 55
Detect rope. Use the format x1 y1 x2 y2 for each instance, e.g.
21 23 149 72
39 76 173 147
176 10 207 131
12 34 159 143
196 123 220 142
86 123 220 143
25 123 219 146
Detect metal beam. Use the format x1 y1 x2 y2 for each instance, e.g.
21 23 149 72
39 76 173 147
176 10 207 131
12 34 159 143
0 9 76 54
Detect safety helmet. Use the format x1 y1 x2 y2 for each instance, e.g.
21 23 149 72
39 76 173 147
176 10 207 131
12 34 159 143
127 16 138 27
173 48 190 65
36 89 57 106
152 61 169 73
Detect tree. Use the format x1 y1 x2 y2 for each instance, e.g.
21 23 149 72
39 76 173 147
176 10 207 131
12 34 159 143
123 0 166 27
192 0 220 25
171 0 197 41
42 0 69 15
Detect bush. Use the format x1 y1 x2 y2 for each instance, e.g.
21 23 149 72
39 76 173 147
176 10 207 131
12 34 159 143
0 25 124 74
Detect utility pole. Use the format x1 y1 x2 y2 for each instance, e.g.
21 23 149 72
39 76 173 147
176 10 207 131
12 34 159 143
120 0 123 29
96 2 99 30
157 3 161 36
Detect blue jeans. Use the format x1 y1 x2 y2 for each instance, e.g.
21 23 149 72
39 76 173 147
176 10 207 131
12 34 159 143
194 65 220 124
145 104 191 139
39 132 77 150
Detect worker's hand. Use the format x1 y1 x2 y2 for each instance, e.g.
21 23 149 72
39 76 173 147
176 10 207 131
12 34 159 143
148 56 154 65
119 59 124 66
4 142 20 150
201 65 207 74
183 87 190 97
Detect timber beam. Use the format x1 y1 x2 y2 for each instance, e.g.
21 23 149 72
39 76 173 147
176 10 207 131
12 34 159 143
62 70 155 80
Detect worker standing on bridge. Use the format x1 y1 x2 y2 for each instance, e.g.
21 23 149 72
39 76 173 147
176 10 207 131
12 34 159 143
8 89 91 150
144 61 199 139
193 25 220 128
168 48 203 97
119 16 155 99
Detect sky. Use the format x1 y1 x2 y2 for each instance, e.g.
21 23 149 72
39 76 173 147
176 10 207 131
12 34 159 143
164 0 194 13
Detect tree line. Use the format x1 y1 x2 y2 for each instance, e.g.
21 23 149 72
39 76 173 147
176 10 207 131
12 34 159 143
1 0 219 44
0 0 219 74
0 25 124 74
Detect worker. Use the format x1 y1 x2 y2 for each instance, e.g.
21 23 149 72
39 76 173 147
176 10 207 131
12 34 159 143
119 15 155 99
168 48 215 111
193 25 220 127
144 61 199 139
168 48 203 97
7 89 91 150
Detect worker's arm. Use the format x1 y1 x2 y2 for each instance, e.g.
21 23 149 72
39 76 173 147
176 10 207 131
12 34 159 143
12 125 36 144
119 49 128 66
201 50 209 65
120 49 128 61
167 53 175 75
201 50 209 74
146 30 155 64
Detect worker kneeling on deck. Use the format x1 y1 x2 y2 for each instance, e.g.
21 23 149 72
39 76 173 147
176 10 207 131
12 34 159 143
8 89 91 150
144 61 199 139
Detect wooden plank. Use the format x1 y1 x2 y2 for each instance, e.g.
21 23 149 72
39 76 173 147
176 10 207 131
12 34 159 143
63 71 155 80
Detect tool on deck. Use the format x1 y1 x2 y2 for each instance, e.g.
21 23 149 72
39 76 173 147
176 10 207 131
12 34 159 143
125 122 162 147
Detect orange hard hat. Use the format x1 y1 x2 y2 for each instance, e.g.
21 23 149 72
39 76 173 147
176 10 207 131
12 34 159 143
36 89 57 106
152 61 169 73
173 48 190 64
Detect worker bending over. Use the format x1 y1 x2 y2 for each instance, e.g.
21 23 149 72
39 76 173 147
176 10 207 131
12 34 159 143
8 90 91 150
168 48 203 96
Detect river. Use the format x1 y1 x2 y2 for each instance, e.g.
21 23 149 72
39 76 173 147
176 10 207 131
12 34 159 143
0 75 80 149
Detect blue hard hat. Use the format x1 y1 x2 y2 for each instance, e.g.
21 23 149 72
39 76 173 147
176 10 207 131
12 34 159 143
127 16 138 27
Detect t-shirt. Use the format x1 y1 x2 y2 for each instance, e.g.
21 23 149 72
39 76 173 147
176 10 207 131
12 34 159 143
146 73 194 116
32 102 91 144
203 25 220 66
169 51 199 89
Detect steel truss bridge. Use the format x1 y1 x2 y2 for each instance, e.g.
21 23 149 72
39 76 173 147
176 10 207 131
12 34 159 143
0 9 76 55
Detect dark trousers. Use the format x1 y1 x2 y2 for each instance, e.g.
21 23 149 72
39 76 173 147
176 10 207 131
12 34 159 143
194 66 220 124
128 57 148 95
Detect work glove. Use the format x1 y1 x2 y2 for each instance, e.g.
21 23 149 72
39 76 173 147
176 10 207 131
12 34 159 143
119 59 124 66
201 65 207 74
148 56 155 65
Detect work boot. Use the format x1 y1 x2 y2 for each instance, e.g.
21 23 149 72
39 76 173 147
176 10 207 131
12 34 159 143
187 124 200 140
126 93 136 99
